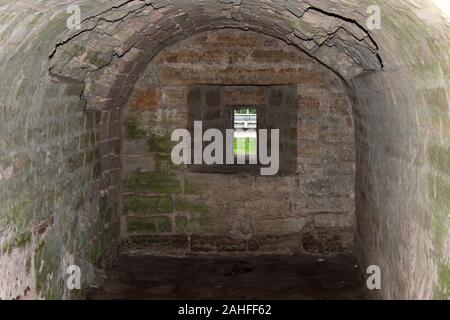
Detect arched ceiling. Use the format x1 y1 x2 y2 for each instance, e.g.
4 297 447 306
0 0 448 300
49 0 384 87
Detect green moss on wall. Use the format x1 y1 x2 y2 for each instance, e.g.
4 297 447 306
124 172 181 193
6 195 32 230
155 153 180 172
436 261 450 299
429 144 450 176
124 195 173 214
127 216 172 233
174 198 212 233
428 143 450 299
174 197 209 214
1 230 32 255
34 239 64 300
147 132 183 172
183 178 202 195
0 215 7 234
148 133 174 154
175 213 213 234
124 116 146 139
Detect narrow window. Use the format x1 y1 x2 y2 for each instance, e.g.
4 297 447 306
233 107 257 163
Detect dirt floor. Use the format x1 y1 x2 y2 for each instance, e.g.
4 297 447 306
87 254 367 300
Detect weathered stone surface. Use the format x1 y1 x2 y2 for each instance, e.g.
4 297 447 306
120 29 356 258
122 234 189 252
301 228 354 255
191 235 247 252
127 216 172 234
248 234 301 253
313 213 353 228
0 0 448 301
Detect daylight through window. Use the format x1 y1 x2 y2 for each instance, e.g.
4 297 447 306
233 108 257 162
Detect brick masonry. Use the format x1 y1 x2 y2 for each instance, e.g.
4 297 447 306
121 30 356 256
0 0 448 300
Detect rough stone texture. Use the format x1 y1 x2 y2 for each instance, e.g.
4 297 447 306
0 1 122 300
0 0 448 300
121 29 356 256
349 3 450 300
49 0 382 87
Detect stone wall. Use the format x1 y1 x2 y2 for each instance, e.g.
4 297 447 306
0 1 121 300
0 0 448 300
121 30 356 255
351 3 450 298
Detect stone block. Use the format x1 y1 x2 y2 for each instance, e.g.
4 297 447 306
301 228 354 254
253 217 308 235
191 235 246 252
248 233 301 253
313 213 353 228
122 234 189 252
124 195 173 215
130 88 161 112
127 216 172 234
123 172 181 193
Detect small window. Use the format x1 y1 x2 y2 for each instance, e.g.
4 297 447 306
233 107 257 163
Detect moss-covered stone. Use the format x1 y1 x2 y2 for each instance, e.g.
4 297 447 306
1 230 32 255
429 170 450 299
428 144 450 176
124 116 146 139
34 239 64 300
127 216 172 233
175 215 190 233
155 153 181 172
183 178 202 195
174 197 209 214
124 195 173 214
433 175 450 213
7 195 32 230
174 197 212 233
123 172 181 193
175 215 191 233
0 205 8 232
146 132 183 172
175 213 212 234
435 261 450 299
148 133 174 154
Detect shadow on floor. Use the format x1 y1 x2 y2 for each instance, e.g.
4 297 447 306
87 254 367 300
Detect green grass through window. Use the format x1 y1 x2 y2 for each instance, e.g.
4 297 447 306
233 138 257 155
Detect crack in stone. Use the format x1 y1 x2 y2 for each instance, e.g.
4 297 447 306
49 0 384 88
302 6 383 69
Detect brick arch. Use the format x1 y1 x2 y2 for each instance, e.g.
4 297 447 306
46 2 383 240
48 0 382 112
0 0 448 299
42 0 449 299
